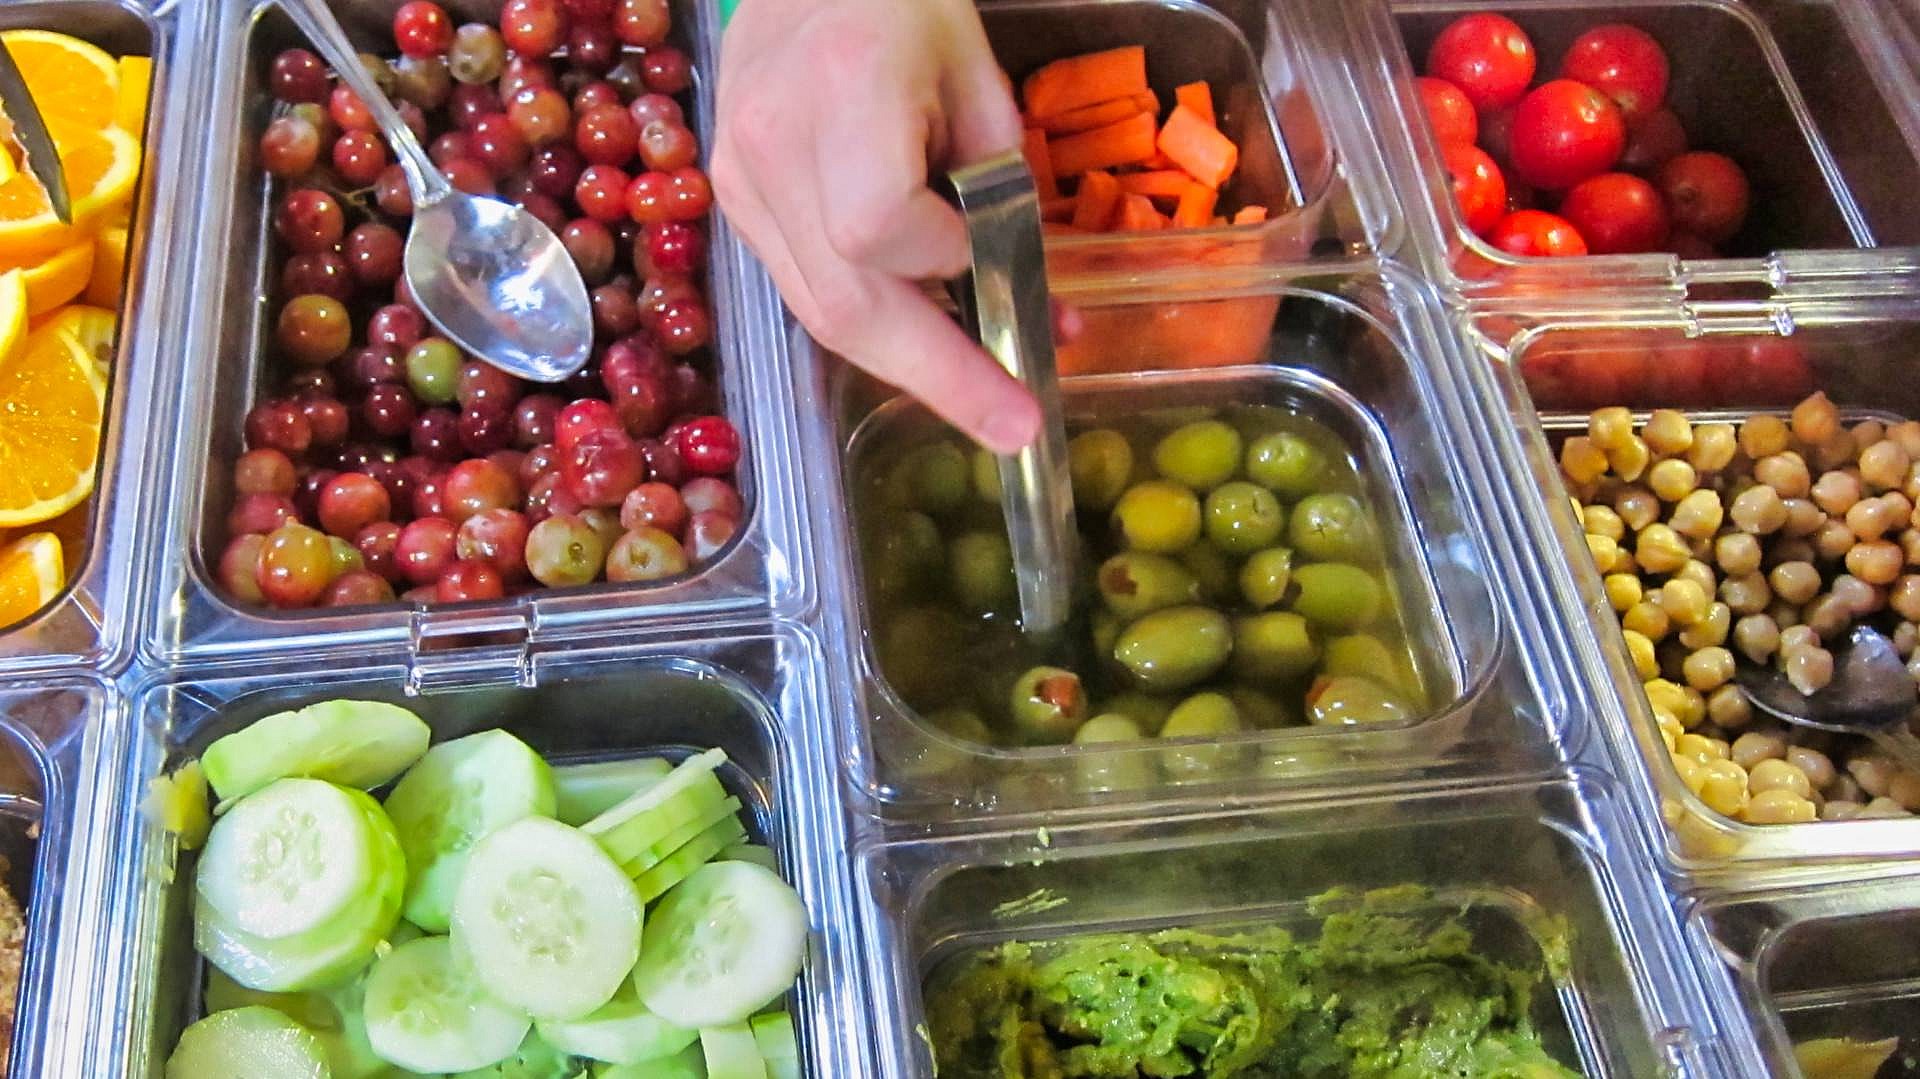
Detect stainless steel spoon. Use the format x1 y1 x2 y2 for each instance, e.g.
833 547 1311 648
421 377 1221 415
1736 623 1920 773
277 0 593 382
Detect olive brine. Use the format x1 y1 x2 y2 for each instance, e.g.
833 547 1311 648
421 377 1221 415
859 403 1428 770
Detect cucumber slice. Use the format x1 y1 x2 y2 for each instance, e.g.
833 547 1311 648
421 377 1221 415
554 758 673 826
582 750 728 863
203 700 431 803
632 817 747 904
365 936 530 1073
699 1023 767 1079
632 862 807 1029
384 730 558 933
749 1013 799 1079
452 817 643 1020
164 1005 331 1079
202 967 338 1030
616 798 743 879
594 1045 705 1078
453 1030 584 1079
536 980 698 1065
716 844 778 873
197 778 379 940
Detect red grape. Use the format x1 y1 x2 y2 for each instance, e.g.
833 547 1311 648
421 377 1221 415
643 221 703 275
685 510 736 560
324 570 398 606
655 299 710 355
513 394 565 447
680 476 742 518
261 116 321 178
227 492 299 537
219 534 268 603
434 558 507 602
245 400 313 454
521 442 561 487
501 0 569 56
577 165 632 223
471 113 531 176
605 526 687 582
355 521 404 582
257 522 335 607
614 0 669 47
274 189 344 253
574 103 638 166
665 168 711 220
329 85 375 132
458 408 515 455
411 407 463 460
525 513 606 586
395 1 455 58
235 448 297 496
375 165 414 216
278 295 353 366
368 304 427 350
566 22 618 74
457 507 532 581
345 222 405 286
280 252 354 302
442 157 496 195
590 283 640 338
563 427 644 506
301 396 350 447
624 170 671 224
528 143 585 198
457 361 521 418
671 415 739 475
638 119 697 172
620 481 687 535
627 93 683 128
640 46 691 94
271 48 331 104
444 457 521 522
561 218 616 282
449 81 502 129
361 384 419 438
318 472 393 537
572 80 623 114
396 516 459 585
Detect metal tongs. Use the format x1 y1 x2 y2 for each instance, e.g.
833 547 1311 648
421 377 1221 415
938 152 1077 639
0 39 69 224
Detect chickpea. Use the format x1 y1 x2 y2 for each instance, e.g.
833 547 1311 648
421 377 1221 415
1786 745 1837 791
1688 423 1738 473
1623 629 1659 681
1883 491 1913 524
1846 496 1897 541
1892 577 1920 622
1729 484 1789 534
1900 528 1920 565
1846 539 1905 585
1895 621 1918 658
1698 758 1750 817
1644 409 1694 456
1657 640 1688 682
1745 789 1817 824
1770 601 1805 630
1811 433 1857 473
1830 774 1865 804
1676 732 1729 763
1604 573 1644 612
1731 730 1789 769
1720 572 1772 615
1680 603 1732 650
1861 797 1912 818
1749 758 1814 799
1636 524 1691 574
1676 559 1718 594
1561 436 1608 484
1623 601 1671 641
1669 489 1724 540
1780 624 1820 653
1811 469 1862 516
1891 770 1920 811
1769 561 1822 605
1733 614 1781 664
1781 498 1826 538
1682 646 1736 691
1907 461 1920 503
1801 594 1853 641
1588 406 1634 451
1784 645 1835 694
1852 420 1889 456
1707 685 1752 730
1679 685 1709 728
1671 753 1706 795
1740 414 1791 458
1791 391 1842 445
1649 458 1698 502
1830 574 1885 617
1888 421 1920 459
1849 755 1898 798
1644 679 1692 727
1908 651 1920 690
1822 800 1866 821
1755 452 1812 499
1812 519 1858 562
1606 436 1650 482
1585 533 1621 573
1714 533 1763 576
1861 440 1913 491
1613 487 1660 532
1582 505 1626 542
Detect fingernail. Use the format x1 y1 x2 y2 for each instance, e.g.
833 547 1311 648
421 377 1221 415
980 405 1039 454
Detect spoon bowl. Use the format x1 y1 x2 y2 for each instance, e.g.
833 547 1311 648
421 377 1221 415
1735 624 1920 773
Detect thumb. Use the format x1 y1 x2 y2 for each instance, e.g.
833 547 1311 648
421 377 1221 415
936 13 1024 164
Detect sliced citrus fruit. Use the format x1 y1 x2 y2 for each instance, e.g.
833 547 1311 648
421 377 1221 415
0 531 62 627
0 240 93 317
40 304 115 376
0 123 139 261
83 225 126 309
0 322 104 527
0 31 118 130
115 55 152 135
0 271 26 363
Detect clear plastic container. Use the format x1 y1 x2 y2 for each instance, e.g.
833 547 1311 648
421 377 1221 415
0 0 190 675
856 769 1721 1077
90 623 865 1078
1338 0 1920 294
140 0 810 665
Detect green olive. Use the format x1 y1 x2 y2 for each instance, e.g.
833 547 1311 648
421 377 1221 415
928 707 993 745
1290 563 1383 630
1096 552 1200 620
1238 547 1295 609
1153 420 1243 491
1178 541 1235 603
1306 674 1413 726
1322 634 1414 696
1228 686 1296 729
1231 612 1319 681
1113 605 1232 691
947 530 1014 613
1289 493 1379 563
1203 481 1285 555
895 441 971 516
1112 480 1202 554
864 510 943 600
1159 692 1243 779
970 447 1002 503
1091 608 1123 660
1008 665 1088 743
1100 691 1175 736
1246 430 1329 499
878 606 966 705
1069 429 1134 511
1072 714 1153 791
1073 713 1144 744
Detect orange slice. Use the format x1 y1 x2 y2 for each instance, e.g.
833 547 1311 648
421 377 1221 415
0 123 140 261
1 240 93 316
0 320 104 527
0 531 62 627
83 225 125 308
115 55 152 135
0 271 25 363
0 31 118 130
40 304 114 376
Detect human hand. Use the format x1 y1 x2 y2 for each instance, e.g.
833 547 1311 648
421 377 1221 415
712 0 1043 453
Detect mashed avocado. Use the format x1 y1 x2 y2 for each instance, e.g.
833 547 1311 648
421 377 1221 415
926 888 1580 1079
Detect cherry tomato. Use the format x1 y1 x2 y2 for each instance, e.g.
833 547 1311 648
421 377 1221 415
1414 76 1477 146
1488 209 1588 258
1559 172 1669 254
1425 12 1536 112
1508 80 1624 190
1442 143 1507 237
1479 104 1518 169
1705 339 1813 404
1558 23 1669 121
1559 345 1651 408
1656 151 1749 244
1667 230 1716 259
1644 341 1714 407
1620 107 1687 173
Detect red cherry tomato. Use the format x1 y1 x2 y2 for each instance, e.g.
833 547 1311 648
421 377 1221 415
1425 13 1536 112
1442 143 1507 236
1479 104 1518 169
1559 345 1652 408
1644 341 1714 407
1559 172 1669 254
1558 23 1669 121
1708 339 1813 404
1414 76 1477 146
1656 151 1750 244
1620 107 1687 173
1488 209 1589 258
1508 79 1625 190
1667 230 1717 259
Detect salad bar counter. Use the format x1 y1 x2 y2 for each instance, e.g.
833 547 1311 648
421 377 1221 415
2 0 1920 1076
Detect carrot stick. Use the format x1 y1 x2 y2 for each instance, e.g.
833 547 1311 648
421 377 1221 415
1116 193 1166 230
1042 221 1091 236
1022 46 1148 119
1175 81 1215 127
1021 128 1058 200
1048 112 1157 177
1072 170 1122 231
1141 150 1177 170
1040 195 1077 222
1117 170 1194 201
1030 90 1159 136
1157 104 1239 189
1232 205 1268 225
1173 182 1218 227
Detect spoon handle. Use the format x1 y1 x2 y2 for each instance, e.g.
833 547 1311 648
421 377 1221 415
1869 724 1920 776
275 0 452 206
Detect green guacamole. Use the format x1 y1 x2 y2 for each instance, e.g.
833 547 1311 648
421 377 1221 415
925 888 1580 1079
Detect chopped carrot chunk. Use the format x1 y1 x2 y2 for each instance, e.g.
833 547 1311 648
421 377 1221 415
1173 183 1219 227
1072 170 1122 231
1022 46 1148 119
1048 112 1157 177
1117 170 1194 201
1116 193 1166 230
1174 81 1215 127
1157 104 1238 189
1021 128 1058 200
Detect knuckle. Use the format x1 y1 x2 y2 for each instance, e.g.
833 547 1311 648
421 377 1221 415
809 277 875 350
823 210 891 265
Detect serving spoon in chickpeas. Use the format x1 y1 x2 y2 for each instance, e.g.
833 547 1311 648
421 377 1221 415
1737 623 1920 772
